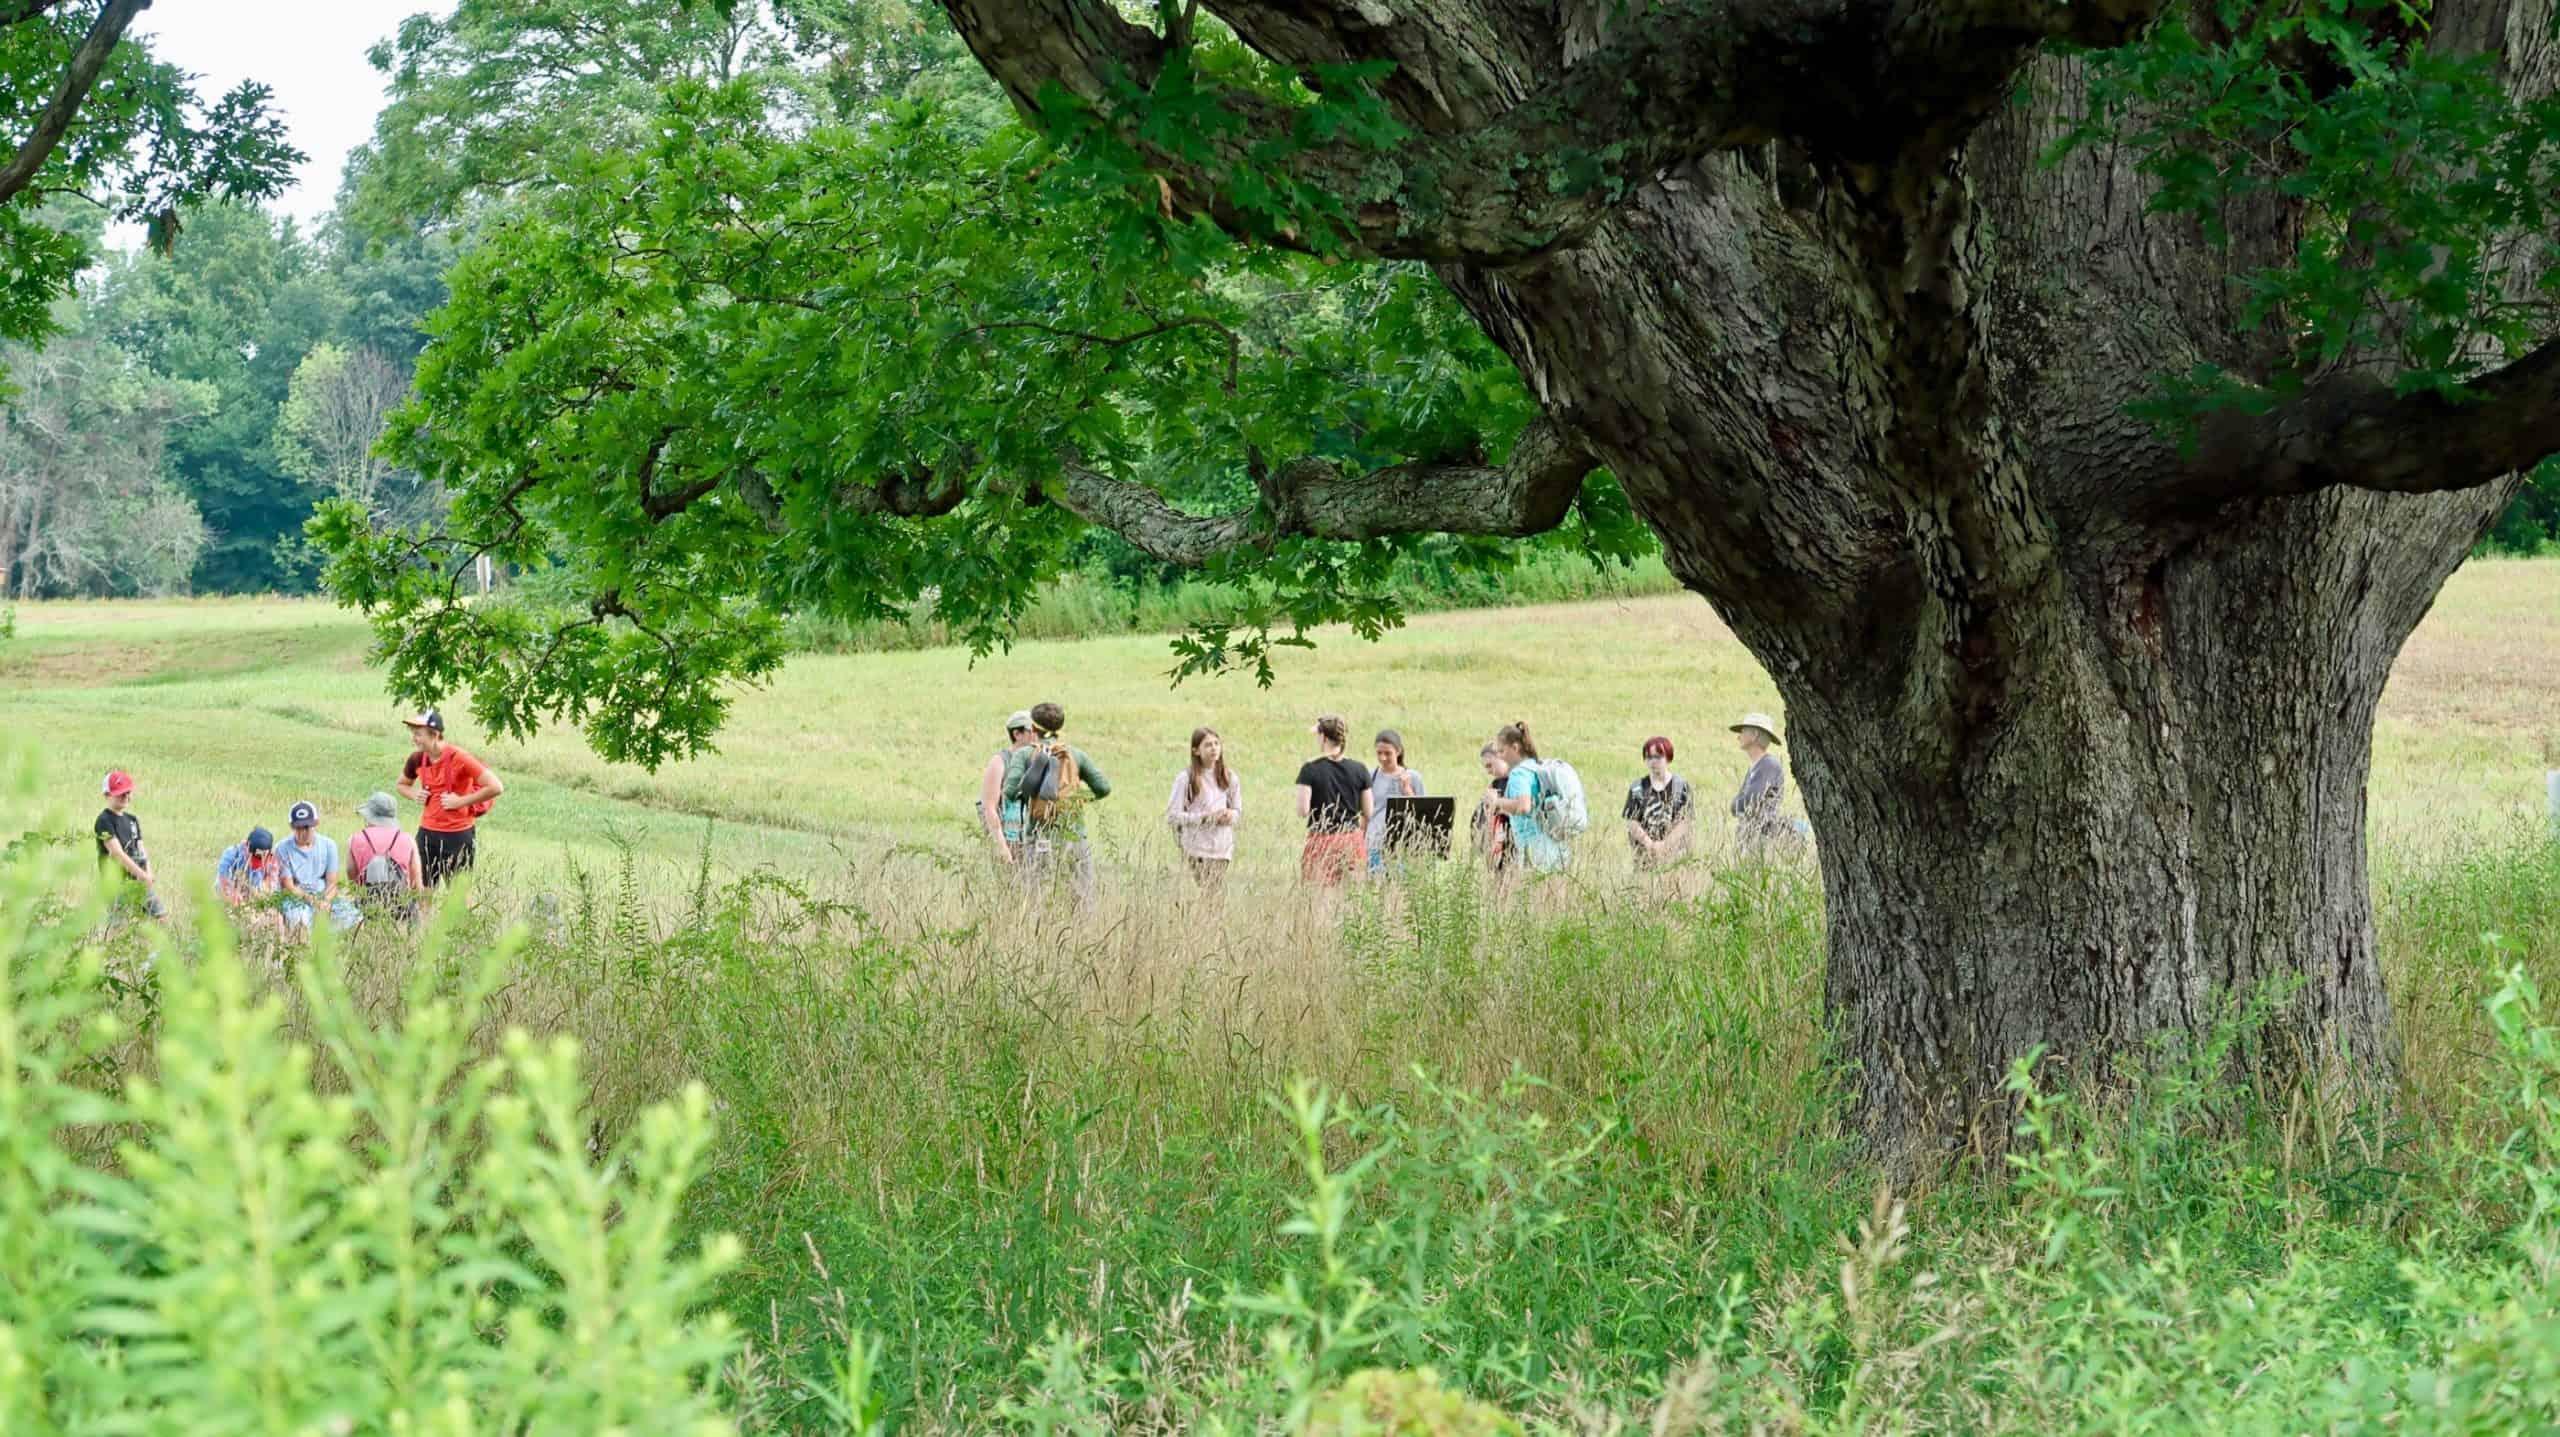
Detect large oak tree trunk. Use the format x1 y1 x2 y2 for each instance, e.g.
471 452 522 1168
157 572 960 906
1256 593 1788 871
1799 487 2509 1145
1431 138 2525 1151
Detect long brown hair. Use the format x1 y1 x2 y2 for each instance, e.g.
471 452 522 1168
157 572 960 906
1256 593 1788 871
1496 720 1540 760
1373 729 1406 767
1186 726 1233 803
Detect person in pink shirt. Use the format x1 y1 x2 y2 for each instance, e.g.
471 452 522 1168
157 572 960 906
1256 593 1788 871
1165 726 1240 890
347 791 425 921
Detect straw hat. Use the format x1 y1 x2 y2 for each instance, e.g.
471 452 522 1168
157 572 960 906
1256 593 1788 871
1729 712 1783 746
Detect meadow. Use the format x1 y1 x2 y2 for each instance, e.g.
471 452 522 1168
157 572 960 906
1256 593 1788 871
3 558 2552 895
4 562 2560 1432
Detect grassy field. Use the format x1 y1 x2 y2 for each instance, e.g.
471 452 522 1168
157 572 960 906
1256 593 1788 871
9 565 2560 1431
5 559 2554 907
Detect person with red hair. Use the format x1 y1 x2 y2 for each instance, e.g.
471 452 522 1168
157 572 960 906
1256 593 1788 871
1623 736 1695 867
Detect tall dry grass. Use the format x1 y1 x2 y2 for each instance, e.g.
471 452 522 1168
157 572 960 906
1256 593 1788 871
166 804 2538 1427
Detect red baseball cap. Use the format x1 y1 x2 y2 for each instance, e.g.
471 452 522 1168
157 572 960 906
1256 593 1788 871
101 770 135 797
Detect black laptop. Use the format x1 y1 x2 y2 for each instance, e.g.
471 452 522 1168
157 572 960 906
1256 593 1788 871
1382 795 1457 859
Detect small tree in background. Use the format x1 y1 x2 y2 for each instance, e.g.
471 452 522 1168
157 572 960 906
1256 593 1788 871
276 340 438 529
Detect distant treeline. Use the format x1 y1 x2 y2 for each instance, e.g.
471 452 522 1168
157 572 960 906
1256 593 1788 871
0 203 447 602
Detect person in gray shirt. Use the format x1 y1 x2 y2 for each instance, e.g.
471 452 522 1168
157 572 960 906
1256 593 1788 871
1366 729 1423 873
1728 712 1793 857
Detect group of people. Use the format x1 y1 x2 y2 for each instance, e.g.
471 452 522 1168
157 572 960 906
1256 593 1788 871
973 700 1802 897
91 708 505 939
92 693 1790 929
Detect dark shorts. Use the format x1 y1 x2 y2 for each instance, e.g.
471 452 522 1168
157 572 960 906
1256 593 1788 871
418 827 476 886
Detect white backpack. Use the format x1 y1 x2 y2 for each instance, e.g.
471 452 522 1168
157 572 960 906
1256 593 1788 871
1530 758 1590 838
357 826 411 888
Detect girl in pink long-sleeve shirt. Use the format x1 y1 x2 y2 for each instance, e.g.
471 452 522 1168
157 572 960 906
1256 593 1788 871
1166 727 1241 888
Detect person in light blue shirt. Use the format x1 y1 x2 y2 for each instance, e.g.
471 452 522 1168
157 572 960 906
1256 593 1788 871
276 801 361 938
1489 721 1570 875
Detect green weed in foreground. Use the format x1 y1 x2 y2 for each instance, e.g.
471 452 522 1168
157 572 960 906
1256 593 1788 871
14 732 2560 1429
0 754 742 1433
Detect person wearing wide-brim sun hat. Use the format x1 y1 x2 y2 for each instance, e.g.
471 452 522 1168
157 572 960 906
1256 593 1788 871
1727 711 1793 856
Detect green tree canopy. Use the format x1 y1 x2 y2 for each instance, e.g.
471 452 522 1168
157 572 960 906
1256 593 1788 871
343 0 857 242
94 203 345 591
0 1 296 350
319 19 1643 764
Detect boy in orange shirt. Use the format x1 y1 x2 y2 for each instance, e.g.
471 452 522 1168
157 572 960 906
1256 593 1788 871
395 709 505 886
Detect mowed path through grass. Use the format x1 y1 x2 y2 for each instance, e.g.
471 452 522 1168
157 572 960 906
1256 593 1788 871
4 561 2555 914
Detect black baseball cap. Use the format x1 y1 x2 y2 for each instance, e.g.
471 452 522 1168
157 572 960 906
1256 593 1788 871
403 708 445 733
289 801 318 829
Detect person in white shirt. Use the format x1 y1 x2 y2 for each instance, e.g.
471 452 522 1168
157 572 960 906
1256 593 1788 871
1165 726 1241 889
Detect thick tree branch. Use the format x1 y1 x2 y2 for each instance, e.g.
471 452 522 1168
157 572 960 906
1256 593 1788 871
0 0 148 209
844 466 969 518
939 0 2168 264
633 429 721 520
2177 338 2560 507
1200 1 1562 133
1049 414 1596 566
734 465 970 531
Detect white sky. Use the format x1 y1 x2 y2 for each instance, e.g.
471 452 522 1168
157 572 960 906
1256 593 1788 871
114 0 447 243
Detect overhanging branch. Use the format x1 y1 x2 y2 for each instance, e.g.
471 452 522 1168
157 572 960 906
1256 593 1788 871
0 0 148 209
1050 413 1597 565
2177 337 2560 507
940 0 2171 265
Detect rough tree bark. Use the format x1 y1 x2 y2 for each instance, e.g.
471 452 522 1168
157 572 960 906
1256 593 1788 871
938 0 2557 1155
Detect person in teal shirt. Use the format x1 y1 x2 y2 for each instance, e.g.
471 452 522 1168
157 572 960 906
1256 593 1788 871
1489 721 1570 874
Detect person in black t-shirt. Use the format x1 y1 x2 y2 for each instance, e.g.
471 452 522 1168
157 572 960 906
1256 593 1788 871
1293 714 1372 886
93 769 165 920
1623 735 1696 868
